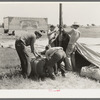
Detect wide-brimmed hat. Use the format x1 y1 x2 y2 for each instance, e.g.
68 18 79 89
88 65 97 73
72 22 80 27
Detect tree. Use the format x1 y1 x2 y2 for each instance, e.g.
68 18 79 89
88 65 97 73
91 24 95 26
87 24 89 26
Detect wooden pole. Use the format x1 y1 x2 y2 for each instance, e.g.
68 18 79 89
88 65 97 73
59 3 63 35
59 3 63 46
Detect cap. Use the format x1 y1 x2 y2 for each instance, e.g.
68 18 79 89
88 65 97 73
50 25 55 28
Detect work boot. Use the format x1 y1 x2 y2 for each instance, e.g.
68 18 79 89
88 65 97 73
50 75 56 80
41 77 45 81
23 73 28 79
62 73 66 77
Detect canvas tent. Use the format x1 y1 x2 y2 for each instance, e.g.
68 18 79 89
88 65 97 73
74 42 100 72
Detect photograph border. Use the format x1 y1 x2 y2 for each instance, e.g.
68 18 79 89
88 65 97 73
0 0 100 99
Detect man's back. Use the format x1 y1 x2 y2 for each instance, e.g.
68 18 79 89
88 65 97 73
15 30 36 46
68 29 80 44
45 47 63 59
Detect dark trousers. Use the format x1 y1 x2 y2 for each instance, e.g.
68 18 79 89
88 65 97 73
15 40 31 77
46 50 67 77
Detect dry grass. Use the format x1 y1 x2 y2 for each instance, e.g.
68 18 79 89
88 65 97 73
1 27 100 89
0 52 100 89
0 47 100 89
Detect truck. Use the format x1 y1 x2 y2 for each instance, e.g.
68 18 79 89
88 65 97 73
3 16 48 35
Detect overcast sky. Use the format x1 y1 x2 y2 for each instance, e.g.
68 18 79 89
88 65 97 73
0 2 100 26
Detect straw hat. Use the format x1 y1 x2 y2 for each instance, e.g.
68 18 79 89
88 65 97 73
72 22 80 27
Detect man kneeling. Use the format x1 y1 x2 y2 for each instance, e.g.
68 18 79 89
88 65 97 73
45 45 67 80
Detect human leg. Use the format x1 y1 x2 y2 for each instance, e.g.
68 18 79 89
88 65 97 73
15 40 31 77
46 65 55 80
23 47 31 77
53 63 58 75
65 44 75 71
15 40 25 75
57 59 66 77
45 53 61 79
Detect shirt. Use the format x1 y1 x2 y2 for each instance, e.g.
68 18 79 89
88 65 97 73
47 27 59 41
45 47 63 59
15 30 36 46
68 28 80 45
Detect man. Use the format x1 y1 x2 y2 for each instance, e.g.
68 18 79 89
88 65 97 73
47 25 59 47
15 30 42 78
66 22 81 71
45 45 68 80
40 25 59 55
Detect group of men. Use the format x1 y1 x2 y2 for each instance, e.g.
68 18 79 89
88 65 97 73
15 22 81 80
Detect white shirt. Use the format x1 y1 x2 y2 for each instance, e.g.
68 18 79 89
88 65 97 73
45 47 63 60
47 27 59 40
68 28 80 45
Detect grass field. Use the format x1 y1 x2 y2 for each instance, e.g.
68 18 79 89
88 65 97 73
65 26 100 38
1 27 100 89
1 47 100 89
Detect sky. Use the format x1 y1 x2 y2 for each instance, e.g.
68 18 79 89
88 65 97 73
0 2 100 26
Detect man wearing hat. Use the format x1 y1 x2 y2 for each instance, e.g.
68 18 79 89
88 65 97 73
66 22 81 71
15 30 42 78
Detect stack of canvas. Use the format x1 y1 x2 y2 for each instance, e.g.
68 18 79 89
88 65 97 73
80 65 100 81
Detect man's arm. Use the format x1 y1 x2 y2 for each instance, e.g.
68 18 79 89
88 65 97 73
48 29 58 36
67 30 73 37
48 31 55 37
30 38 38 57
68 30 80 45
45 50 51 60
30 38 42 57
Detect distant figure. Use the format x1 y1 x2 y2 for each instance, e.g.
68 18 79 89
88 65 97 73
47 25 59 47
66 22 81 71
45 45 68 80
15 30 42 78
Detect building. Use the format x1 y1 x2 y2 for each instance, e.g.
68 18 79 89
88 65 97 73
3 16 48 33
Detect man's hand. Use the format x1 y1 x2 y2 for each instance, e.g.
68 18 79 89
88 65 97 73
37 53 43 58
66 44 75 55
47 56 51 60
38 54 42 57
